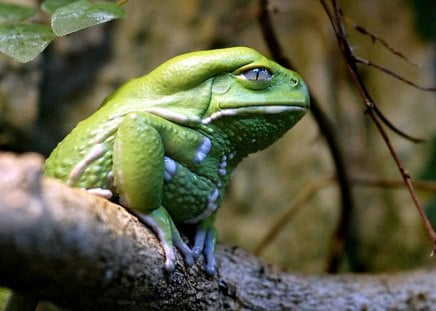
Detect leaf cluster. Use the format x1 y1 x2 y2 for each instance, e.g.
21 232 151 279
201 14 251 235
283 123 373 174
0 0 125 63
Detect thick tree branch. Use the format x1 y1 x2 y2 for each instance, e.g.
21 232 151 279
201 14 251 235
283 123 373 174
1 152 436 310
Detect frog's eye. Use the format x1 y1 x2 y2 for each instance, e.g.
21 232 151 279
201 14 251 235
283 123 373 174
237 67 273 90
241 68 272 82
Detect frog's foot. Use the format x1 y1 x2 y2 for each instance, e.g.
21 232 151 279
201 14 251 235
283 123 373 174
192 219 218 276
138 207 194 272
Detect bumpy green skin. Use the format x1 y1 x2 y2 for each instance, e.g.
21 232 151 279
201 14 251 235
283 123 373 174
44 47 310 275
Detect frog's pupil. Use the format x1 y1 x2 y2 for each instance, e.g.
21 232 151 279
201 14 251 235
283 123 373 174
242 67 272 82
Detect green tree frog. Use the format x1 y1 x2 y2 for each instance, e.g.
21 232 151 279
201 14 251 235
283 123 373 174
44 47 310 275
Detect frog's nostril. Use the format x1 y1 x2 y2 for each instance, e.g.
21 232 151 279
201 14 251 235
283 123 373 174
290 77 299 87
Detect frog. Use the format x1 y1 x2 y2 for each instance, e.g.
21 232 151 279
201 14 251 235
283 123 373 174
44 46 310 275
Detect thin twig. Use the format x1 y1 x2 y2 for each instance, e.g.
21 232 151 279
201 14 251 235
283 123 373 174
344 16 421 68
254 174 436 256
327 5 430 143
352 176 436 191
320 0 436 253
257 0 355 273
254 176 336 256
355 56 436 92
257 0 292 66
368 102 426 143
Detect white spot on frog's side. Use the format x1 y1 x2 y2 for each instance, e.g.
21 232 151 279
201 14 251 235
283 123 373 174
67 143 106 186
218 155 227 176
164 157 177 181
208 188 219 203
228 151 236 160
87 188 113 199
185 187 220 224
194 136 212 164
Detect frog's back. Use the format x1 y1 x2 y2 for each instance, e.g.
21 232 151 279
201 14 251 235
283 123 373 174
44 111 121 189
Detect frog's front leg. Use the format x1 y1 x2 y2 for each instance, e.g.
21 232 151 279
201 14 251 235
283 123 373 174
113 112 193 272
138 207 193 271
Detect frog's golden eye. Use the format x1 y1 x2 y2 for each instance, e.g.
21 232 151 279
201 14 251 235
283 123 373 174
237 67 273 90
240 67 272 82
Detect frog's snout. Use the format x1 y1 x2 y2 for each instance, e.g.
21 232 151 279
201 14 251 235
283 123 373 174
290 75 310 110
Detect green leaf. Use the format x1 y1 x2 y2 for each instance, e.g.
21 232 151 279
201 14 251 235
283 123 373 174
0 23 55 63
0 2 36 22
40 0 78 14
51 0 125 36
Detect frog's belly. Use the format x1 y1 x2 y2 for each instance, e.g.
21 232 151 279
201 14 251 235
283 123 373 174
162 157 223 224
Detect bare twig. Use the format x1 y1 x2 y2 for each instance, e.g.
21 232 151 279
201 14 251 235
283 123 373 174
352 176 436 191
319 0 436 253
257 0 293 66
355 56 436 92
257 0 355 273
116 0 129 5
367 102 426 143
254 176 336 256
254 174 436 257
344 16 421 68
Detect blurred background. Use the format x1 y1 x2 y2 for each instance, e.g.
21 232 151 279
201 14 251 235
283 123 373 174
0 2 435 299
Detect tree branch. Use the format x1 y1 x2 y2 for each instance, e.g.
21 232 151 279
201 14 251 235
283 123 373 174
319 0 436 254
1 152 436 310
257 0 355 273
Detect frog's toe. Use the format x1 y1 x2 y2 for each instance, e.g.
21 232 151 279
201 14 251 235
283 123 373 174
161 241 176 272
204 227 217 276
172 231 194 266
192 223 217 275
192 228 207 259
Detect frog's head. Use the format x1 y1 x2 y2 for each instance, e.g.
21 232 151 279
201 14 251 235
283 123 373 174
202 47 309 154
123 47 309 153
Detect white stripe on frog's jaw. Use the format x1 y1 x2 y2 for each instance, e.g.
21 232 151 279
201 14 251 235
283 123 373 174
201 105 307 124
201 108 238 124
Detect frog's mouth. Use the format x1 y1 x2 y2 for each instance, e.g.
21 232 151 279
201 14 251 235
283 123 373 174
201 105 307 124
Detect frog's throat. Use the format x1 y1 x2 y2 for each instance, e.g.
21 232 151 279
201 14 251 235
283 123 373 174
201 105 307 125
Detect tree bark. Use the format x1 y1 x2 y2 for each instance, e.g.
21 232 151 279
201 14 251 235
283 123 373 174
0 152 435 310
